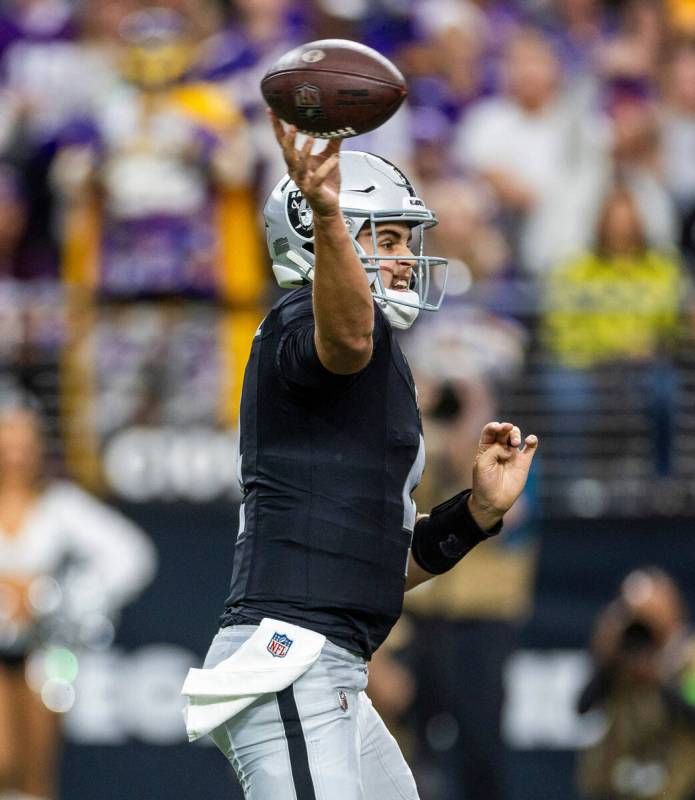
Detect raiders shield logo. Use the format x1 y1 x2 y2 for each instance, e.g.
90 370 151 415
286 189 314 239
294 82 324 121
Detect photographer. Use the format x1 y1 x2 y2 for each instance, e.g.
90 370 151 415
576 568 695 800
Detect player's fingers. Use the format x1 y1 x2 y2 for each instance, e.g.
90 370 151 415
479 421 502 445
294 136 314 181
495 422 515 444
276 127 300 174
284 125 298 158
313 152 340 186
514 435 539 468
321 137 342 160
292 142 307 184
268 109 286 143
480 421 514 448
522 434 539 453
311 137 341 174
508 425 522 448
481 442 514 462
299 135 314 161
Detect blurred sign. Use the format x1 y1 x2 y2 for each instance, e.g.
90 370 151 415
103 427 242 502
65 644 199 745
503 650 605 749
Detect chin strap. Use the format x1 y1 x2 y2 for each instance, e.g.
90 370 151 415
375 290 421 330
272 250 315 287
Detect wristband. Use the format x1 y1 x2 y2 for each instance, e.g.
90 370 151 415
410 489 502 575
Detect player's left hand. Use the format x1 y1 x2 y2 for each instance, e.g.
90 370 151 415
468 421 538 532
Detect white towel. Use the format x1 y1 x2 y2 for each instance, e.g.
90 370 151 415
181 617 326 741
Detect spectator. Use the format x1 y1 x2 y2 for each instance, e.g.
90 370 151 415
0 0 123 155
403 1 496 180
576 567 695 800
53 3 257 303
0 0 131 294
608 83 678 251
469 0 524 60
661 42 695 217
350 0 418 58
453 27 605 273
541 183 684 475
534 0 615 82
543 184 683 369
664 42 695 271
0 0 74 63
196 0 309 200
0 165 63 420
0 393 157 800
50 7 264 489
598 0 667 86
421 177 510 282
0 169 29 369
197 0 308 105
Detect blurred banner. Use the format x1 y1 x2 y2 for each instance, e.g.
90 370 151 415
57 505 695 800
60 303 261 495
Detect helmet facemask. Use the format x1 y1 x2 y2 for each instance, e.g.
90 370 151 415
347 211 448 330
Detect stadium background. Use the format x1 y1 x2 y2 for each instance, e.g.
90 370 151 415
2 0 695 798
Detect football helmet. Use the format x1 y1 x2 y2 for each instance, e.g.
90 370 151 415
263 151 448 330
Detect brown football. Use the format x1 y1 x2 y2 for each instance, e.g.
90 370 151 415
261 39 407 139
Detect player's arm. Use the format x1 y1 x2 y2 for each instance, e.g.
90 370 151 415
270 112 373 374
405 528 436 591
405 422 538 592
403 496 493 592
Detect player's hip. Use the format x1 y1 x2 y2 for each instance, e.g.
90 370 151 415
204 623 369 693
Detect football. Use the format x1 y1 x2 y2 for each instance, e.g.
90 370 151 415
261 39 407 139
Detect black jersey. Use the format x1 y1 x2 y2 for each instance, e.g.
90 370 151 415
220 285 424 658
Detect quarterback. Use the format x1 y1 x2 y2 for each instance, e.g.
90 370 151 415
182 113 538 799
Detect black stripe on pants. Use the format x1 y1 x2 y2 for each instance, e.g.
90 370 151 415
277 685 317 800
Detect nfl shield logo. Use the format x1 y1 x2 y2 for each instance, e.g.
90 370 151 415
267 632 293 658
294 83 324 120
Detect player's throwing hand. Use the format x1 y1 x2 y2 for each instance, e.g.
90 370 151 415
269 110 342 219
469 422 539 531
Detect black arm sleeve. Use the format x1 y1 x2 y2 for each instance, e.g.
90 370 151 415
410 489 503 575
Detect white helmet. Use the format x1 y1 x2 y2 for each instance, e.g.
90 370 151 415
263 151 448 330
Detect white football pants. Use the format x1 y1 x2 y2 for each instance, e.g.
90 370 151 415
203 626 420 800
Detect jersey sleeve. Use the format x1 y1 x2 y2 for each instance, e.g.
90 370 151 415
276 299 387 392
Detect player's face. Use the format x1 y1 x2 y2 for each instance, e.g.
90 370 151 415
356 222 415 291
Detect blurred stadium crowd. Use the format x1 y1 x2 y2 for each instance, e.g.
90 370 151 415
2 0 695 799
1 0 695 513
